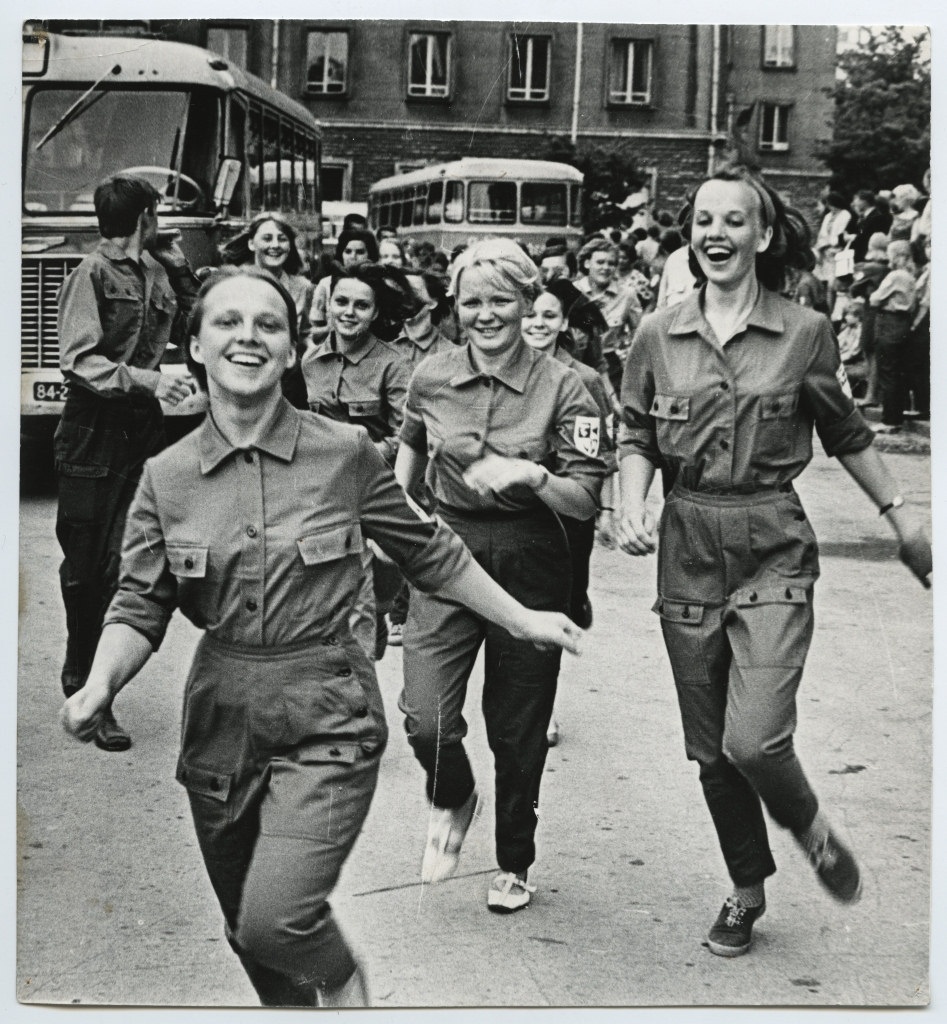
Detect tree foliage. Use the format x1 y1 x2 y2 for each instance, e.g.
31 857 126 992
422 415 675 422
538 135 648 233
818 26 930 195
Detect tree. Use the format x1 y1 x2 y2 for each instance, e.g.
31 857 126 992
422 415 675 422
817 26 930 196
538 135 649 233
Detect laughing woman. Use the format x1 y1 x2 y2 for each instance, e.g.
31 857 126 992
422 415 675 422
617 165 931 959
60 265 584 1008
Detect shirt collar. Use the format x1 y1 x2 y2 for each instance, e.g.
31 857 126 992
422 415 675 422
310 331 379 365
448 341 533 394
668 284 784 336
198 397 301 474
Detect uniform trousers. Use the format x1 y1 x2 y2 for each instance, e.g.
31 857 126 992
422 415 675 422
54 388 165 695
178 633 386 1005
654 485 821 887
874 309 913 426
399 505 570 875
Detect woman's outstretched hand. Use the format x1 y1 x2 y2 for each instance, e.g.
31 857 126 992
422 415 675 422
507 610 585 656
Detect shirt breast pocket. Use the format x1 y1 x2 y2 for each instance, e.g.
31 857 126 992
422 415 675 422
650 393 691 459
167 545 208 579
345 398 382 420
754 390 799 464
149 286 177 325
297 522 363 565
101 280 141 339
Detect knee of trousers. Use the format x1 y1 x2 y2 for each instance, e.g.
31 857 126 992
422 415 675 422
402 713 466 760
722 720 797 776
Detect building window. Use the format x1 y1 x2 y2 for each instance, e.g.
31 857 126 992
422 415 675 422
508 35 551 102
207 26 249 68
608 39 653 106
307 30 348 95
407 32 451 98
321 162 352 202
759 103 791 151
762 26 795 68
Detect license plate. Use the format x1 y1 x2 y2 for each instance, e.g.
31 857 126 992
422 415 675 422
33 381 69 402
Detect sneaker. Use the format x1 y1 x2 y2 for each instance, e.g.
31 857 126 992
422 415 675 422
546 718 561 747
487 872 536 914
387 621 404 647
706 897 766 957
798 826 863 903
421 789 480 883
94 707 131 752
576 598 593 630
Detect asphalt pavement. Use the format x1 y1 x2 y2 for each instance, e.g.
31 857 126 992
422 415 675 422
14 442 935 1017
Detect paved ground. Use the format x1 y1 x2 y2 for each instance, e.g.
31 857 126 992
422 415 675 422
14 442 936 1018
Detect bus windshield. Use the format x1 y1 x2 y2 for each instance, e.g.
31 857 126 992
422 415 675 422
24 87 219 215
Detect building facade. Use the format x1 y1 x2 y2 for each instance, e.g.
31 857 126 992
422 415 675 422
40 20 837 222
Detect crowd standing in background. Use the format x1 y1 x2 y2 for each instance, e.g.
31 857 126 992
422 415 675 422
59 164 932 1005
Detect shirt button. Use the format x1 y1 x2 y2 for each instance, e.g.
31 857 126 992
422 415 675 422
720 439 730 450
244 452 254 464
354 705 369 718
670 404 679 415
328 747 341 758
652 401 659 412
338 667 352 678
246 525 258 538
209 777 220 791
720 381 730 391
748 592 758 603
184 557 194 570
472 432 482 441
785 588 793 600
246 598 258 612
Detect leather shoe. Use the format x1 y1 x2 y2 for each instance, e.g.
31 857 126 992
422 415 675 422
94 708 131 752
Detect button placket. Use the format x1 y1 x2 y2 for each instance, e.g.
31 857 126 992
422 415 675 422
241 445 267 644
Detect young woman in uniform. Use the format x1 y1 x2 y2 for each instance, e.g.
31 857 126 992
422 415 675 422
60 266 585 1008
310 229 380 343
617 165 931 957
395 238 607 912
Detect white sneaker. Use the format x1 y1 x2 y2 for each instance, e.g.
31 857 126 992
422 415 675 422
487 871 536 913
421 789 480 883
547 718 560 747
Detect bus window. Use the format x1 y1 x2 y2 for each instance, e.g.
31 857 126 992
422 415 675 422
468 181 516 224
262 111 281 209
401 189 413 227
569 183 582 227
247 103 264 209
413 186 426 225
444 180 464 223
391 196 402 229
426 180 443 223
520 182 567 225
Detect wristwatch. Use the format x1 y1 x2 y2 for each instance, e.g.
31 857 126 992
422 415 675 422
878 495 905 516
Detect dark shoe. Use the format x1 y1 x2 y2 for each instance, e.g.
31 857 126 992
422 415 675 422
374 613 388 661
798 827 862 903
576 598 593 630
94 708 131 752
387 620 404 647
707 897 766 957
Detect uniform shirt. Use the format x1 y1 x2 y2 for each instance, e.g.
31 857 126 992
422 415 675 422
869 268 916 313
552 340 617 474
104 399 472 650
387 328 456 368
619 285 874 492
277 271 315 349
58 239 198 397
401 341 606 513
301 331 410 465
575 276 643 353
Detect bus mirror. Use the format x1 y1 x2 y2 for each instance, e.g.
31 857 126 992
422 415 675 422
213 158 242 211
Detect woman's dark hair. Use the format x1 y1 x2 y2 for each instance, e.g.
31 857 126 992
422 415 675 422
826 191 848 210
543 278 586 320
94 175 161 238
544 278 609 337
328 261 419 341
404 269 452 326
334 228 379 263
618 241 637 263
219 213 305 275
680 164 813 292
185 266 300 392
658 229 683 255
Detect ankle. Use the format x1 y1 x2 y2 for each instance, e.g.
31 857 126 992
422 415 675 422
731 881 765 909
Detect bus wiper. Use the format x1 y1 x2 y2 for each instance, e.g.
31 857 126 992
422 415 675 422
34 64 120 153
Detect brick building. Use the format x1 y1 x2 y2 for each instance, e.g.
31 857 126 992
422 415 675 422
42 20 837 221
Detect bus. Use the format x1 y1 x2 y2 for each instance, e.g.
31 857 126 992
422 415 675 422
367 158 583 256
21 27 323 440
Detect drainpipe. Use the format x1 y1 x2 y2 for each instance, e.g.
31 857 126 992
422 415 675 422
270 20 280 90
707 24 720 174
571 23 583 147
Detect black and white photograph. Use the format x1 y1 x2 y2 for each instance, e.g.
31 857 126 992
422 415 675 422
12 9 938 1015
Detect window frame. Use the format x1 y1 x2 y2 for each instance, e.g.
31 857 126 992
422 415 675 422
406 30 453 101
507 33 552 104
305 28 350 97
758 102 792 152
761 26 796 70
321 158 353 202
206 24 250 68
607 37 655 108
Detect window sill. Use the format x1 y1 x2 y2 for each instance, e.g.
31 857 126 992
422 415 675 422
405 93 452 105
760 64 797 72
305 88 349 99
606 101 656 112
505 97 551 108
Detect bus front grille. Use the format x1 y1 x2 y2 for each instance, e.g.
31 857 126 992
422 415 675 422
21 256 81 370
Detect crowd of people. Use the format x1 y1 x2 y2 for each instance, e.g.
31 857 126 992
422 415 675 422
56 165 931 1008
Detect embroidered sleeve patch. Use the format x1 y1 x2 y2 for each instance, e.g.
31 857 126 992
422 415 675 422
574 416 601 457
836 363 853 400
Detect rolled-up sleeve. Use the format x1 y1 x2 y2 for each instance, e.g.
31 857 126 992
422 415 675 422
376 355 411 465
356 430 472 591
551 370 607 503
399 370 429 453
618 325 661 466
102 465 177 648
802 317 875 457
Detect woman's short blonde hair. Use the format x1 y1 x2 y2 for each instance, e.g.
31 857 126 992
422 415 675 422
449 237 540 303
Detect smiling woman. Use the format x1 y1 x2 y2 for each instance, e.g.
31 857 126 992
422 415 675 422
60 262 585 1009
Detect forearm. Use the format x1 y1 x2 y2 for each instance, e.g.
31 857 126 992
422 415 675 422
619 453 657 511
436 558 532 634
82 623 155 699
838 446 914 538
534 472 597 520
